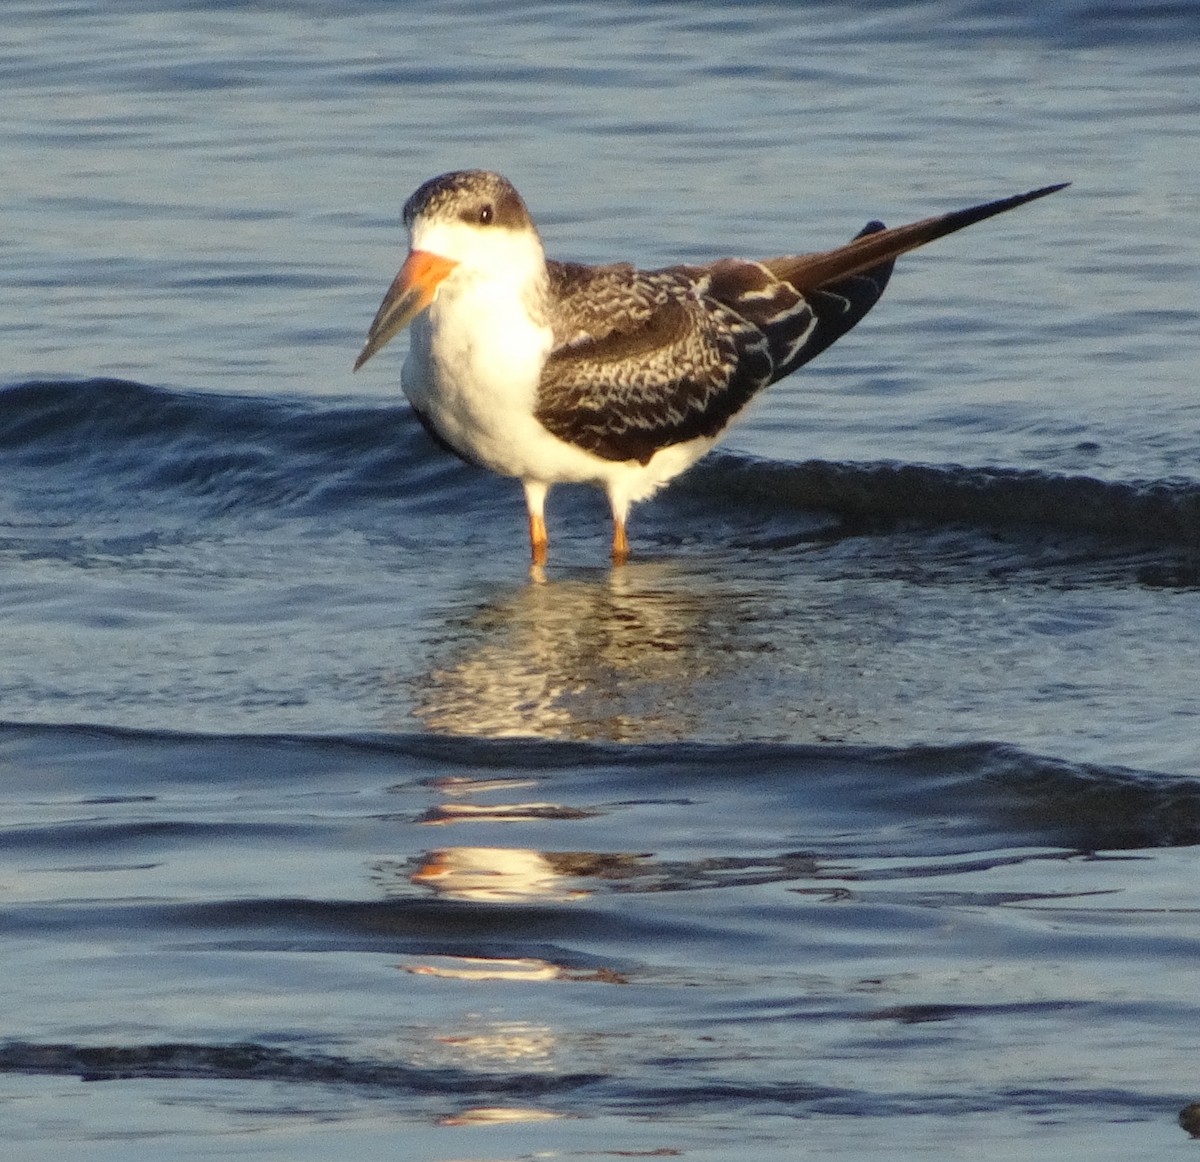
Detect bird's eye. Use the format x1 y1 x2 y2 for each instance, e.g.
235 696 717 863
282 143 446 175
479 204 494 225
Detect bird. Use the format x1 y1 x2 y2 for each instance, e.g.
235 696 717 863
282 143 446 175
354 170 1067 566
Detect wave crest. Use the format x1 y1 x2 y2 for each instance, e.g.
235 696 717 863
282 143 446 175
4 379 1200 548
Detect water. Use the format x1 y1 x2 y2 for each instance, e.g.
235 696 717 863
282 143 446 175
3 2 1200 1158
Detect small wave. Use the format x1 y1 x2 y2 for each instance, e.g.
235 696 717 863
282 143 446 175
0 1039 601 1094
5 379 1200 550
0 1039 1174 1123
681 453 1200 550
3 719 1199 854
751 0 1200 51
632 1077 1175 1120
0 378 469 521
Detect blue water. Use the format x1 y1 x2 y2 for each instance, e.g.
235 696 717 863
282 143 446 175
3 2 1200 1159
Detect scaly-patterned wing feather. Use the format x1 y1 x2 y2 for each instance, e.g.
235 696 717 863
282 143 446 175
535 227 892 465
535 261 773 464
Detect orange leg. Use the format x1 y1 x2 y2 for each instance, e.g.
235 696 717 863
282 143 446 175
529 510 548 566
524 481 550 567
611 516 629 565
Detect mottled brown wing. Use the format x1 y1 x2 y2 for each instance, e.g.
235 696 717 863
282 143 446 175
535 262 774 464
535 230 893 465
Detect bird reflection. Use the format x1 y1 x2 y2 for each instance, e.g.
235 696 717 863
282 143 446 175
439 1106 565 1126
417 801 597 825
372 841 821 903
409 845 591 902
402 844 657 903
411 561 766 740
404 956 562 981
402 955 626 985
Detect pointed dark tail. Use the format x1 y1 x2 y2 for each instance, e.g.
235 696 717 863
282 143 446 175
771 182 1069 293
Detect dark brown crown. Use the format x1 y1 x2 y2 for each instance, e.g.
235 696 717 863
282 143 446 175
402 170 534 232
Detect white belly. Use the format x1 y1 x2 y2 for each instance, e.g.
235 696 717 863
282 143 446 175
401 280 560 477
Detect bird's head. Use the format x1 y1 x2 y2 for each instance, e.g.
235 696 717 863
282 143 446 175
354 170 542 371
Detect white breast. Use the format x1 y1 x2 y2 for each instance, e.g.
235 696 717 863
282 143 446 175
401 272 557 477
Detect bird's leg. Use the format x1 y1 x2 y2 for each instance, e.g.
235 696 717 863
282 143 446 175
608 490 631 566
530 512 548 566
611 516 629 565
523 480 549 566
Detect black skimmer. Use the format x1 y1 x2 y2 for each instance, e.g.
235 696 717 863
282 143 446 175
354 171 1066 566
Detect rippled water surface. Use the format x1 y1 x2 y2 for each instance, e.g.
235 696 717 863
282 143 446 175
3 2 1200 1159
